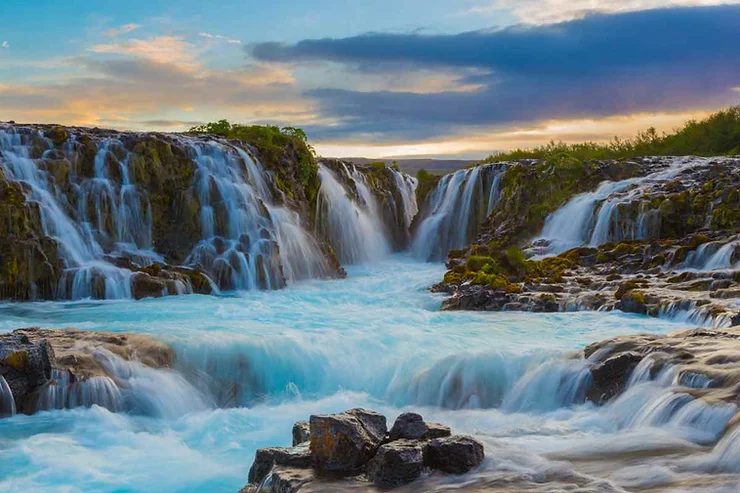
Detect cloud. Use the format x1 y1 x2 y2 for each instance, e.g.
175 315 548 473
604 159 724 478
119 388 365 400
104 23 141 37
90 36 198 70
1 41 8 49
466 0 740 23
198 32 242 45
249 5 740 141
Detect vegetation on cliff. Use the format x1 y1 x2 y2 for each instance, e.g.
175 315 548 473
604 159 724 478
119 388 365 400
483 106 740 163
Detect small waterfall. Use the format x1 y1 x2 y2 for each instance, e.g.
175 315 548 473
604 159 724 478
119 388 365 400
412 165 503 262
0 375 15 417
681 239 739 271
315 163 391 264
537 158 715 254
390 168 418 232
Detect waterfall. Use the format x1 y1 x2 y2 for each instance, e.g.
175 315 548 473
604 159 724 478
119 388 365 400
0 125 333 299
315 163 391 264
537 157 714 255
412 165 502 262
681 239 739 271
390 168 418 232
0 375 15 417
183 141 330 290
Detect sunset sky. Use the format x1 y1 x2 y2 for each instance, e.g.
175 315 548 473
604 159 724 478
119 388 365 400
1 1 738 158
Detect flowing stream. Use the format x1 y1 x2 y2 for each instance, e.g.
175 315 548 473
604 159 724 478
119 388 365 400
1 257 738 492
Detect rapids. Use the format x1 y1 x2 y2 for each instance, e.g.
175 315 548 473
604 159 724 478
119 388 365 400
2 257 738 492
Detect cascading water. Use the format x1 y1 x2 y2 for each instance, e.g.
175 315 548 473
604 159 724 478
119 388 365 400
537 157 719 254
0 375 15 417
681 238 739 271
390 169 418 232
183 141 330 290
314 162 391 263
412 164 503 261
0 125 333 299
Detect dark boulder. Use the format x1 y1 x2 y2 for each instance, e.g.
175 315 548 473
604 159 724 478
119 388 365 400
367 440 423 487
247 444 313 485
292 421 310 446
389 412 451 441
423 435 485 474
131 272 166 300
588 351 643 403
309 408 387 471
0 334 54 413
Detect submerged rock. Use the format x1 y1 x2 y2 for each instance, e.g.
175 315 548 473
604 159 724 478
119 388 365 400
423 435 485 475
367 440 424 487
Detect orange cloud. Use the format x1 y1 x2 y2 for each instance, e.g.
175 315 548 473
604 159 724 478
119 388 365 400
90 36 198 70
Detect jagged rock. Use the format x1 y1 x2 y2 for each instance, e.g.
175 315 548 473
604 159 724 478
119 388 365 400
309 408 387 471
367 440 423 487
247 444 313 485
292 421 310 446
423 435 485 474
389 412 451 441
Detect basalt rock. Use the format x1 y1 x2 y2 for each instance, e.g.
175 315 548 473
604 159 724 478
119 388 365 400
310 408 387 472
242 410 485 492
423 435 485 475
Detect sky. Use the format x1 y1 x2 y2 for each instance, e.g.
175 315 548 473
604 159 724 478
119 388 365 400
0 0 738 158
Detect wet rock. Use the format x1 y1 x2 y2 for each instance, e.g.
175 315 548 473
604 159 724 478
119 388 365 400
248 444 313 485
710 279 733 291
389 412 451 441
292 421 310 446
588 351 644 403
131 272 166 300
310 408 387 471
423 435 485 474
0 334 53 412
367 440 423 487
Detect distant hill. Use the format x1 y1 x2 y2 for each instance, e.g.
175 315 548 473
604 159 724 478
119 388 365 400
344 157 476 175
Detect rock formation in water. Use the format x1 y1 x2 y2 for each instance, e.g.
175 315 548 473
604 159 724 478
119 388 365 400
240 409 482 493
433 155 740 324
0 327 172 414
0 123 416 300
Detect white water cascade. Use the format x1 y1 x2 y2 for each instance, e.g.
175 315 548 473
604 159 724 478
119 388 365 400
0 125 335 299
315 163 391 263
537 157 716 255
183 141 330 290
0 375 15 417
681 238 740 271
391 168 419 233
412 165 504 261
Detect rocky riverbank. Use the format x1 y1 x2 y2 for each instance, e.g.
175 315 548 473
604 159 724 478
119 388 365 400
433 156 740 324
239 409 484 493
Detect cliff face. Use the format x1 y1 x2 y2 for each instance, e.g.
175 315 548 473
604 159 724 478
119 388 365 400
0 124 414 301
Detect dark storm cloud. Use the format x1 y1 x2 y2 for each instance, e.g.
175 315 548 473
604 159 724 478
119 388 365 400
249 5 740 141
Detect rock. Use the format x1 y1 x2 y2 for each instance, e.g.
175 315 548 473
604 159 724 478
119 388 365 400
0 334 54 412
588 351 644 403
309 408 387 472
242 467 314 493
247 444 313 485
367 440 423 487
710 279 733 291
131 272 166 300
389 412 451 441
423 435 485 475
292 421 310 446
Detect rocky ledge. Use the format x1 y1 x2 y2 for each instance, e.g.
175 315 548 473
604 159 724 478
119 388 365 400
239 409 484 492
585 324 740 405
439 232 740 327
0 327 171 415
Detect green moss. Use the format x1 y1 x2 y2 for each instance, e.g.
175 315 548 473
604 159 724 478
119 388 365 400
467 255 495 271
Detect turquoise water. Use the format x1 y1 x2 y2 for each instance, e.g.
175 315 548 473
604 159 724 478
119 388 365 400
0 256 732 492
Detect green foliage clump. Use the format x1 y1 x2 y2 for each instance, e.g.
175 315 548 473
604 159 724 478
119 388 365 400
415 169 439 205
